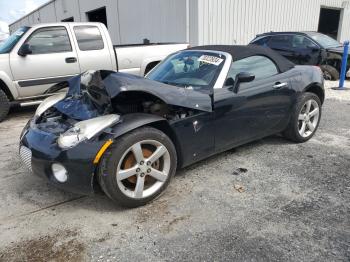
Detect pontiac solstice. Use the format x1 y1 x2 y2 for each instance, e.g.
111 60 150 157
19 45 324 207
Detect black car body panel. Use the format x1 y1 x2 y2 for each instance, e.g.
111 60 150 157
20 120 107 194
19 45 325 195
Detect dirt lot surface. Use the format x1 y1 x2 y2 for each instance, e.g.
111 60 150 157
0 81 349 261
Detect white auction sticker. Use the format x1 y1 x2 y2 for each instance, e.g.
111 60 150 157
198 55 224 66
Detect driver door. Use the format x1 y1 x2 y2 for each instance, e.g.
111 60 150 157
213 56 294 152
10 26 80 98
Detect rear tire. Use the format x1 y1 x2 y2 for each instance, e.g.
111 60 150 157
0 89 10 122
321 65 339 80
283 92 322 143
98 127 177 208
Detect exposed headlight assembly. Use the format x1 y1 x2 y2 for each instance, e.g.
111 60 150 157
35 93 66 117
57 114 120 149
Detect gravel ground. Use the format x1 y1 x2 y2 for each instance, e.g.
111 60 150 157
0 81 349 262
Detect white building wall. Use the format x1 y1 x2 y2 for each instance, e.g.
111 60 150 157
117 0 187 44
9 0 350 46
9 0 187 45
54 0 81 22
38 2 57 23
196 0 350 45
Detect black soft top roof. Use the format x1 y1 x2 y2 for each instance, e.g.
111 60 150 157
188 45 295 73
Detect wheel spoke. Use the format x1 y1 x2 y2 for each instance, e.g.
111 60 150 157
300 121 306 135
118 166 138 181
298 114 304 121
148 168 167 182
309 108 319 118
131 142 144 163
305 100 312 113
146 146 167 164
134 176 145 198
307 121 315 132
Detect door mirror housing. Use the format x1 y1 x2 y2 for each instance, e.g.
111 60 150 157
231 72 255 93
18 44 32 57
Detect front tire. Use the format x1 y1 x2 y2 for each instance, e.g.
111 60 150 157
0 89 10 122
98 127 177 208
283 92 322 143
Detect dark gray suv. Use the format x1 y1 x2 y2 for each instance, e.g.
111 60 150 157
250 31 349 80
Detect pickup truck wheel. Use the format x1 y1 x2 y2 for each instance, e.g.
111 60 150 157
321 65 339 80
0 89 10 122
283 92 321 143
98 127 177 208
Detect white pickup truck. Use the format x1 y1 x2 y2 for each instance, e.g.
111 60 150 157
0 22 188 121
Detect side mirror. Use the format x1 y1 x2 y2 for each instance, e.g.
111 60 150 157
18 44 32 57
231 72 255 93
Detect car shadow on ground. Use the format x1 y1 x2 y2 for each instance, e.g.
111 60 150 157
4 105 36 122
177 134 293 176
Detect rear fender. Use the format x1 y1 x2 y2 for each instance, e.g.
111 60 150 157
303 83 325 104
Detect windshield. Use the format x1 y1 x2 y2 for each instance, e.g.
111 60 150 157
147 51 226 91
0 26 30 54
309 33 341 48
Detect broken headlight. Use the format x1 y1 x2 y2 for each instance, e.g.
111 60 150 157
35 93 67 117
57 114 120 149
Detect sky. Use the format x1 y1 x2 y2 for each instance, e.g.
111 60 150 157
0 0 48 41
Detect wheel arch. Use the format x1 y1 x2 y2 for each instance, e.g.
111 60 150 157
0 79 14 101
304 83 325 104
110 113 183 167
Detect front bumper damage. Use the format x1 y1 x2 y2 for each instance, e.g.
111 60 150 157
19 120 110 195
18 70 212 194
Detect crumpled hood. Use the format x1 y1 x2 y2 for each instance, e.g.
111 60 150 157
47 70 212 120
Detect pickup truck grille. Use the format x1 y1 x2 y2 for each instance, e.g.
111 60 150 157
19 146 32 172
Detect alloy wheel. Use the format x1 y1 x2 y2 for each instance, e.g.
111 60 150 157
116 140 171 199
298 99 320 138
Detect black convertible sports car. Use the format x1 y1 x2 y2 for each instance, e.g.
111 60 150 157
19 45 324 207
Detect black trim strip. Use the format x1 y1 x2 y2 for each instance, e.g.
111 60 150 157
18 75 75 87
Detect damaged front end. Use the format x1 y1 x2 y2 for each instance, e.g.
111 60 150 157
20 70 212 194
35 69 213 144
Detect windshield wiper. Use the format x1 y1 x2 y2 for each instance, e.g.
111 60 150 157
161 81 188 88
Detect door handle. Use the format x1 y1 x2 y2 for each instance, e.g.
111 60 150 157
65 57 77 63
273 82 288 89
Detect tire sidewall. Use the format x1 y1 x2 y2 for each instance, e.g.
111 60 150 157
99 127 177 207
0 89 10 122
291 92 322 142
321 65 339 80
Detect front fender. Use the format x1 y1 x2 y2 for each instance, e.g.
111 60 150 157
110 113 166 138
0 71 18 99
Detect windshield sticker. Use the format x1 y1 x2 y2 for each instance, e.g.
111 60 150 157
198 55 224 66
